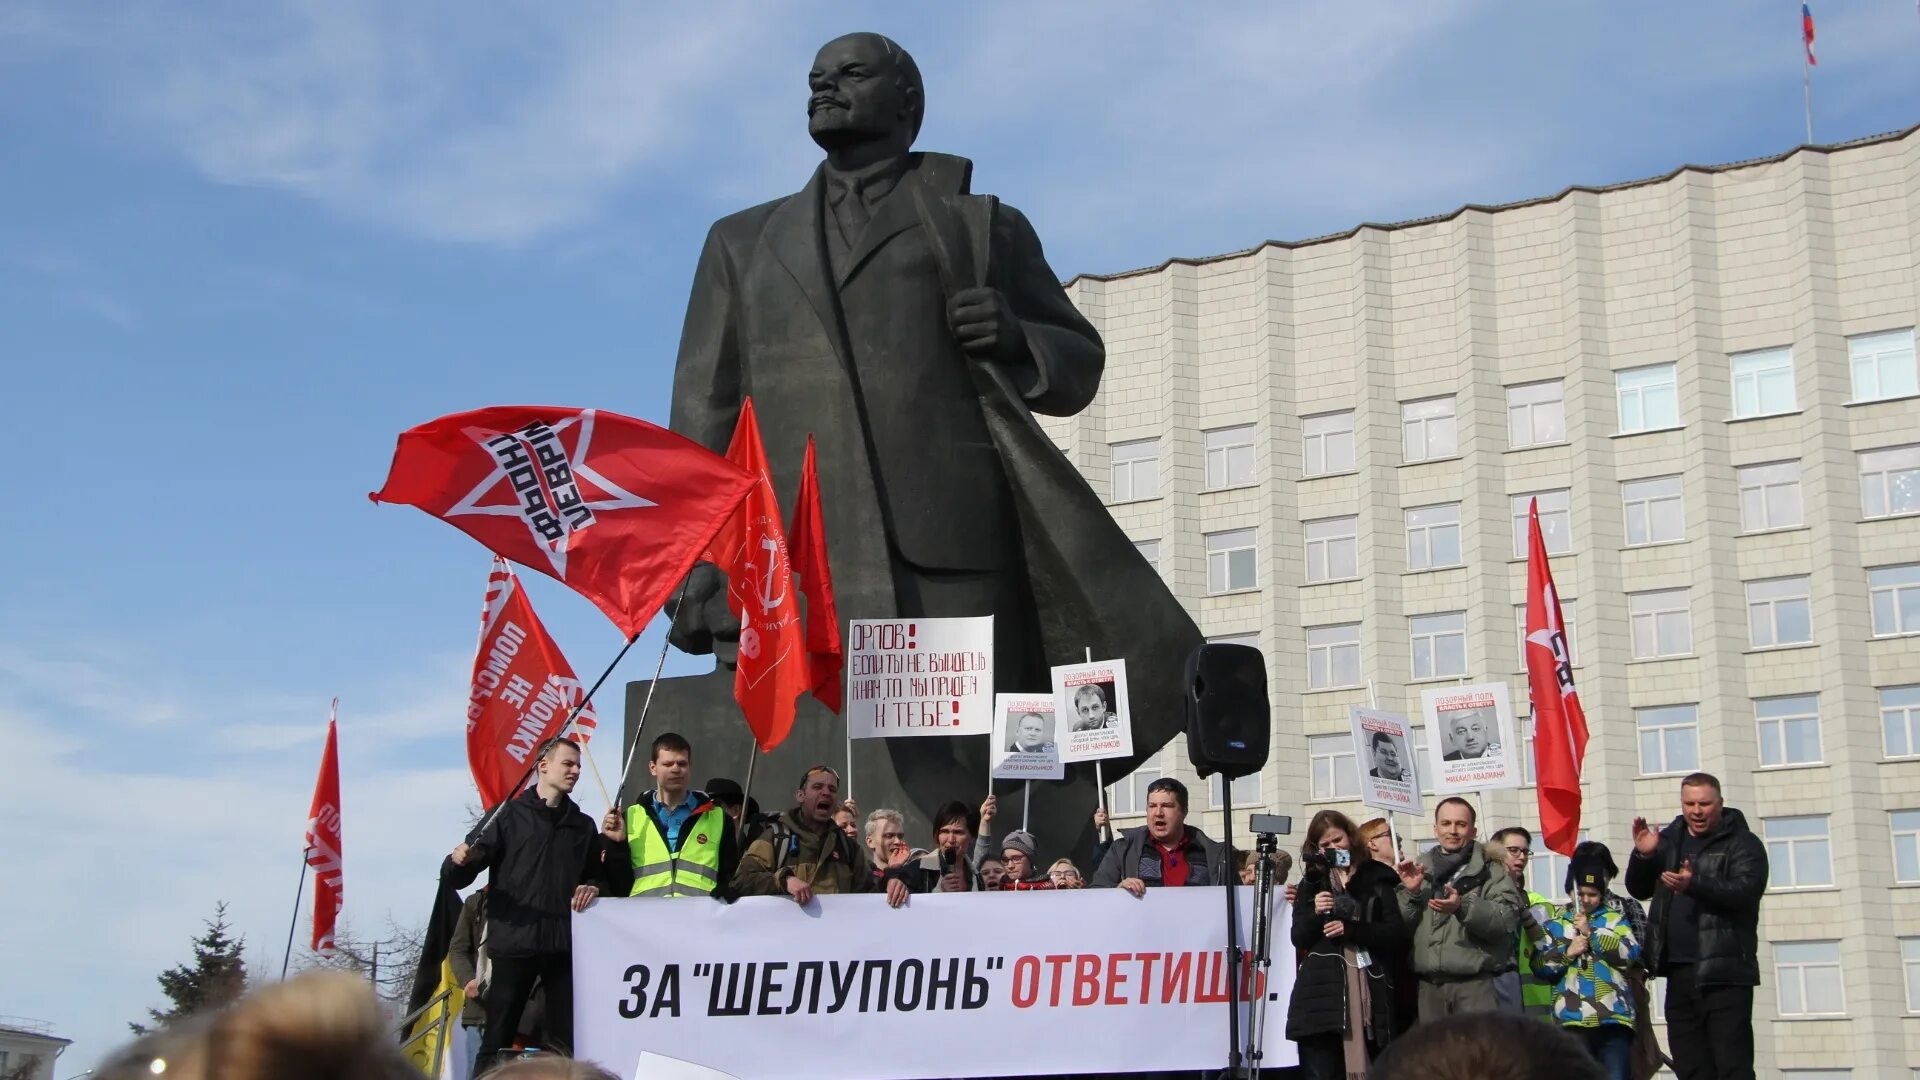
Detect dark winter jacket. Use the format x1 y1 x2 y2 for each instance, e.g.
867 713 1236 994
441 787 632 958
1286 859 1410 1043
1090 824 1225 888
1624 807 1768 988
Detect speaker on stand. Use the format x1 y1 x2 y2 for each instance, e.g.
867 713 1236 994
1183 642 1272 1079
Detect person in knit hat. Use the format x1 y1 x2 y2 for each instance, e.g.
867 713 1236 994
1533 852 1641 1079
999 830 1054 890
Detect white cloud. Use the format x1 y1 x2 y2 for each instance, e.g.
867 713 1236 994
113 1 793 244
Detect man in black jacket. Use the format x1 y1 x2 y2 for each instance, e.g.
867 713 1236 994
445 737 631 1070
1625 772 1767 1080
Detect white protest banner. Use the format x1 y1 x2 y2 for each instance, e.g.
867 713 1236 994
1420 682 1520 794
845 617 994 739
1351 707 1421 815
1051 658 1133 763
573 889 1295 1079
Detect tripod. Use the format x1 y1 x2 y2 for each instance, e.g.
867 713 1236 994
1241 830 1283 1078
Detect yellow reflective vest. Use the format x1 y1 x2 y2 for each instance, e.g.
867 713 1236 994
626 797 726 897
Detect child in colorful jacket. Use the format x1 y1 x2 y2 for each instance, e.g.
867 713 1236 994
1533 863 1641 1080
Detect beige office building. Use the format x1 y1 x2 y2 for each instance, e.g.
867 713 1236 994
1058 124 1920 1074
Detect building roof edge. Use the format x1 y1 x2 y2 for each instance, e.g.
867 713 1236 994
1064 123 1920 287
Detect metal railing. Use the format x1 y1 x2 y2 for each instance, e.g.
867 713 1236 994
392 989 455 1076
0 1015 58 1038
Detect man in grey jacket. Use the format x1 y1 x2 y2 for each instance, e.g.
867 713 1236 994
1091 778 1225 893
1394 796 1523 1020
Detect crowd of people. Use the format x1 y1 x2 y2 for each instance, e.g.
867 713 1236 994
97 731 1768 1080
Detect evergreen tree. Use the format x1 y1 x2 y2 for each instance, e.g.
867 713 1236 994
131 901 249 1034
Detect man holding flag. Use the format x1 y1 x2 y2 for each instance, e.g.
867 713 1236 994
445 737 630 1070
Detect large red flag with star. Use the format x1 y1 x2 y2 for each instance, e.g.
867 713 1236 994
370 407 756 639
1525 497 1590 857
467 557 599 807
787 436 843 714
705 399 807 751
305 701 344 954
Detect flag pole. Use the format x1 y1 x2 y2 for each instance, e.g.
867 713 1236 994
475 631 641 837
280 856 309 979
1802 54 1814 145
618 577 695 806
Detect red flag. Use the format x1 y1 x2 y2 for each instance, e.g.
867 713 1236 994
704 399 807 751
466 557 599 807
1802 3 1817 66
370 407 756 639
787 436 844 714
1525 498 1590 857
305 701 344 953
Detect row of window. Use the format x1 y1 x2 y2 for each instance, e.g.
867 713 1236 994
1218 565 1916 690
1126 447 1919 582
1108 329 1918 499
1293 685 1920 800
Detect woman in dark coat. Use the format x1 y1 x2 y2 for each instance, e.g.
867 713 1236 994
1286 810 1410 1080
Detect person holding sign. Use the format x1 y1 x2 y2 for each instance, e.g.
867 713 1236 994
733 765 875 903
1287 810 1410 1079
1392 796 1522 1022
1090 778 1225 895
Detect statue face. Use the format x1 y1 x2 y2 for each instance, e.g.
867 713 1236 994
808 34 912 146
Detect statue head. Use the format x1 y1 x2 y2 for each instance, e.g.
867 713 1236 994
808 33 923 156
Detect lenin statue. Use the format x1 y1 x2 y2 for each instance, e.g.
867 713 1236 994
630 32 1201 856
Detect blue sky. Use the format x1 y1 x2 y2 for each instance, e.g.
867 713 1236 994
3 1 1917 1070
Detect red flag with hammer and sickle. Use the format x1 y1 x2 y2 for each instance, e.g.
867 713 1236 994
705 399 807 751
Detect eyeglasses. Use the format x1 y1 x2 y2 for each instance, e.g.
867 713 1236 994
1503 846 1532 859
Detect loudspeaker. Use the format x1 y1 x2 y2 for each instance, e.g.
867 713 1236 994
1184 642 1271 781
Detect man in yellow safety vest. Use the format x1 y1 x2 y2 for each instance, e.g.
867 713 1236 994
624 732 739 899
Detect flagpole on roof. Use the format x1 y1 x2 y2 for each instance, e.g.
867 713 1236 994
1801 1 1817 144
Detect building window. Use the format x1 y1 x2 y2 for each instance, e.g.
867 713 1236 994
1409 726 1438 794
1616 363 1679 433
1204 425 1256 490
1511 490 1572 557
1133 539 1160 572
1110 439 1160 503
1628 589 1691 659
1107 750 1162 816
1622 475 1685 546
1755 694 1821 768
1849 327 1918 402
1860 445 1920 519
1304 516 1358 583
1309 733 1359 800
1402 397 1458 463
1763 815 1834 889
1405 504 1462 571
1870 564 1920 637
1746 576 1812 648
1528 830 1589 901
1902 938 1920 1013
1209 771 1262 808
1636 705 1700 776
1894 809 1920 884
1306 624 1361 691
1205 528 1258 594
1729 346 1796 418
1507 380 1566 448
1302 411 1356 477
1774 941 1845 1017
1514 600 1580 668
1410 612 1467 680
1884 685 1920 759
1738 461 1803 532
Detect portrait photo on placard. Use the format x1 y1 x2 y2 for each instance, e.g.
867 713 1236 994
992 694 1064 781
1350 706 1422 815
1052 659 1134 764
1419 683 1520 794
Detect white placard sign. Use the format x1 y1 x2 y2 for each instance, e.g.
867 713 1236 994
1051 658 1134 763
845 617 994 739
573 889 1296 1079
991 694 1064 780
1420 682 1521 794
1351 707 1422 815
